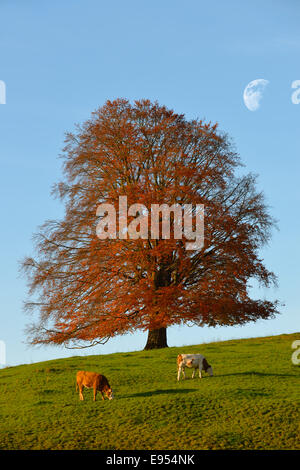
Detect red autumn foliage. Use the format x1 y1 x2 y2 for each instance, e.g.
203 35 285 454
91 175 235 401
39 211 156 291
21 99 280 349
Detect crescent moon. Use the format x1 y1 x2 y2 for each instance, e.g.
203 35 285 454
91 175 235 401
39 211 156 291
243 79 269 111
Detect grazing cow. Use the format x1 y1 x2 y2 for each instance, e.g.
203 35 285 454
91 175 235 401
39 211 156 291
177 354 213 381
76 371 114 401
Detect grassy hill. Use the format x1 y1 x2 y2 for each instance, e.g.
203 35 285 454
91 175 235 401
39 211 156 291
0 333 299 450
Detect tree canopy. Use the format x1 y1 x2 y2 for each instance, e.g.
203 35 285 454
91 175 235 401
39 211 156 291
22 99 279 349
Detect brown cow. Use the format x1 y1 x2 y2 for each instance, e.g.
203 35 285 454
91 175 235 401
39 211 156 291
76 371 114 402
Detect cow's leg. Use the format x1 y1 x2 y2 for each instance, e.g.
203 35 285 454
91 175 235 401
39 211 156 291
199 367 202 379
177 365 182 381
93 385 97 402
182 367 186 380
192 368 195 379
101 391 104 400
79 384 84 401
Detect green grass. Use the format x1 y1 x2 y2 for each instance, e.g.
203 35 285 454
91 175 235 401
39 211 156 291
0 333 299 450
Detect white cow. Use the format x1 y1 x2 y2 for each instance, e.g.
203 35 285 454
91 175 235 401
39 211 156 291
177 354 213 381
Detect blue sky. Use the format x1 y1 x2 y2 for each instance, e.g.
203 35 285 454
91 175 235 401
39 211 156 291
0 0 299 366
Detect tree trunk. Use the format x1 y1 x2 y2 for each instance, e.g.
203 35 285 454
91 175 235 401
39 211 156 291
144 327 168 350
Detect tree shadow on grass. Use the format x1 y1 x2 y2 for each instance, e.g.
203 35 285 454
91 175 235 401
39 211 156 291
233 389 271 397
219 371 295 378
126 388 195 398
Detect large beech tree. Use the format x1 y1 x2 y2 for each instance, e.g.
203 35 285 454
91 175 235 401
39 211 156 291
22 99 279 350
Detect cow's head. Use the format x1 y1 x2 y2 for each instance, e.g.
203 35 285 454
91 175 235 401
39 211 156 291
105 387 114 400
203 358 213 376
